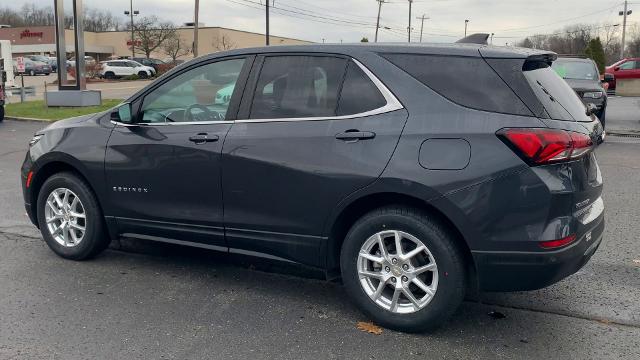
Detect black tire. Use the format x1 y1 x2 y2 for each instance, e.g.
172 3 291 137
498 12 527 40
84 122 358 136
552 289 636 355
0 105 4 122
597 108 606 130
36 172 110 260
340 206 466 332
29 70 35 76
104 72 115 80
138 71 148 79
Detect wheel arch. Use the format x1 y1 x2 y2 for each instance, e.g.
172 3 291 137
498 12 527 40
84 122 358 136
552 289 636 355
29 156 102 228
324 191 476 286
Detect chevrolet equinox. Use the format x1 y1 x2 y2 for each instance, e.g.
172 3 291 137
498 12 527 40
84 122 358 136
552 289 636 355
21 44 605 332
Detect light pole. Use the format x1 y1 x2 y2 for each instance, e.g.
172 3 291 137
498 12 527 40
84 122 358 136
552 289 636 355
124 1 139 58
375 0 385 43
490 32 494 45
619 1 633 59
416 14 429 42
193 0 200 57
407 0 413 43
464 19 469 37
265 0 270 45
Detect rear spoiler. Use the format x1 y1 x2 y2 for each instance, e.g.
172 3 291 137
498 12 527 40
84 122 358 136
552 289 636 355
526 53 557 65
455 33 489 45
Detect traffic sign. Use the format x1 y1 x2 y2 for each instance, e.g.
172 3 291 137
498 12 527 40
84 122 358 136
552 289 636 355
16 57 25 73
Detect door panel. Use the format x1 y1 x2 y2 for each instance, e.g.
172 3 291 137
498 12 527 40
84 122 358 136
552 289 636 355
105 57 250 247
221 56 407 266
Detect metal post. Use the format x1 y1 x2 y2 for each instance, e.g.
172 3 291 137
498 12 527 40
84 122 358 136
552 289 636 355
194 0 200 56
130 0 135 58
620 1 629 59
408 0 413 43
375 0 383 43
465 19 469 37
53 0 68 89
20 74 24 103
490 33 494 45
73 0 87 90
266 0 270 45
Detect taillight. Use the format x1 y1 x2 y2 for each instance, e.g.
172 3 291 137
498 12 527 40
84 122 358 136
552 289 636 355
539 234 577 249
497 128 593 165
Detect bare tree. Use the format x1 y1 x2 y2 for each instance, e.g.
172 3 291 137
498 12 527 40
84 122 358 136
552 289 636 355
84 8 120 32
163 33 192 63
130 16 177 58
212 34 237 52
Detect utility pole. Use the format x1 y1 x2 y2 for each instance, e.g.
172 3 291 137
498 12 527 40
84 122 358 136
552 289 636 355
619 1 633 59
490 33 494 45
416 14 429 42
408 0 413 43
266 0 270 45
464 19 469 37
375 0 384 43
124 0 138 58
193 0 199 57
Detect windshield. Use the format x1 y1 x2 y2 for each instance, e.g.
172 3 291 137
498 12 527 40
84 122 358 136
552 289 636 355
524 61 591 122
551 59 598 80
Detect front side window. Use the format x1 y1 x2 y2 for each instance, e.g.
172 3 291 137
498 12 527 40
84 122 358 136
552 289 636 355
140 58 245 123
618 61 636 70
250 56 347 119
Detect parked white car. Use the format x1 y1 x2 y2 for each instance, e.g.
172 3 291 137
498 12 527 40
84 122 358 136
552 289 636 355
99 60 155 79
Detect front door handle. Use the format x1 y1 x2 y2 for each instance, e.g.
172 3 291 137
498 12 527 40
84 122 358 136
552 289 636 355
335 130 376 141
189 133 219 144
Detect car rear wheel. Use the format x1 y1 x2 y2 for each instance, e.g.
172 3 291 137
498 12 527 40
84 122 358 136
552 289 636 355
340 206 466 332
36 172 110 260
138 71 148 79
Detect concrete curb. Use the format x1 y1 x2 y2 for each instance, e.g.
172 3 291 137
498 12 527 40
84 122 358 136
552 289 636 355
3 116 55 123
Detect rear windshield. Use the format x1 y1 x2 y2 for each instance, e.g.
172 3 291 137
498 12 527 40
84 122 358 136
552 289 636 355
551 59 598 81
523 61 590 122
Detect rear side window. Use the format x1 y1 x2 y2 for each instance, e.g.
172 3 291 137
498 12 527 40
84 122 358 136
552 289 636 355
381 53 532 116
250 56 347 119
337 61 387 116
523 61 590 122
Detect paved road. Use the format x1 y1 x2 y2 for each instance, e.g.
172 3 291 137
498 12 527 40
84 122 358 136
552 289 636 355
0 120 638 359
607 96 640 133
5 73 151 104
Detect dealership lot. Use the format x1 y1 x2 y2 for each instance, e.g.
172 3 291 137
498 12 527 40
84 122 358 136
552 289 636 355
0 115 639 358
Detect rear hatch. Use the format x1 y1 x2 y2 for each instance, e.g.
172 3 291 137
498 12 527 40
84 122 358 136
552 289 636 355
482 49 603 228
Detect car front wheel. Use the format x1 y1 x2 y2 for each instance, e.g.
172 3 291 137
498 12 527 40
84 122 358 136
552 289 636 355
36 172 110 260
340 206 466 332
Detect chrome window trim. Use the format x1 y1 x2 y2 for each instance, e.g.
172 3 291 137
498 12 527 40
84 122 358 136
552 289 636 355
236 58 403 124
111 57 403 127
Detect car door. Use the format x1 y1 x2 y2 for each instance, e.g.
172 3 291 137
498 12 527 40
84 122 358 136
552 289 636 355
221 54 407 266
614 60 636 80
105 56 252 247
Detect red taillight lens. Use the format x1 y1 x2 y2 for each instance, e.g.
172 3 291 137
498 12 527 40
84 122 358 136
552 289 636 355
497 128 593 165
539 234 577 249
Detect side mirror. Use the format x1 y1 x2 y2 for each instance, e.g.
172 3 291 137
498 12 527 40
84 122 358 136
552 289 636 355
110 103 133 123
614 66 620 71
585 103 597 116
603 73 615 82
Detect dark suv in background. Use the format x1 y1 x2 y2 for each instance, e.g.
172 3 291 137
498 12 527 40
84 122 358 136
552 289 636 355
21 44 604 332
552 56 608 128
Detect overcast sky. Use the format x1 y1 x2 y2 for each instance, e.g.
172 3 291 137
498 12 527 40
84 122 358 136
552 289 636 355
11 0 637 43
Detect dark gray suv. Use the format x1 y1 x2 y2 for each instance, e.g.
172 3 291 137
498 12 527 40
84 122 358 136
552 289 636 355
21 44 604 332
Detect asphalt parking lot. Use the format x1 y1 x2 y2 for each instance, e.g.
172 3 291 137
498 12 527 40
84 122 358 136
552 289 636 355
0 110 639 359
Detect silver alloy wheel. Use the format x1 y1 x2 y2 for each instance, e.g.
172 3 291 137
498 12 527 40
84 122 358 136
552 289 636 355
357 230 438 314
44 188 87 247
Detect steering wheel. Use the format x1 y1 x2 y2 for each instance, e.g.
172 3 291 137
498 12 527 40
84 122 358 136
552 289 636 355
185 104 222 122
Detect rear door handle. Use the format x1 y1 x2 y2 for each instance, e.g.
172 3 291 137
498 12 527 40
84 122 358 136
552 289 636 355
189 133 219 144
335 130 376 141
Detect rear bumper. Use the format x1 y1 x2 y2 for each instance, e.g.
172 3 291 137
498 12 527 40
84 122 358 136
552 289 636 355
473 213 604 291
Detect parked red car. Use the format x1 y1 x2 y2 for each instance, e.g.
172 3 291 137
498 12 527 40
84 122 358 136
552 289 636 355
605 58 640 90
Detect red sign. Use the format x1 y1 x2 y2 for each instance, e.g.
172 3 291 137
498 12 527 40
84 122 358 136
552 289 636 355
19 29 44 39
126 40 142 46
16 57 25 73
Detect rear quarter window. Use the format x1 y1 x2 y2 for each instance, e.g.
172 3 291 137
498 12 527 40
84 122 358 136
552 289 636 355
381 53 533 116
